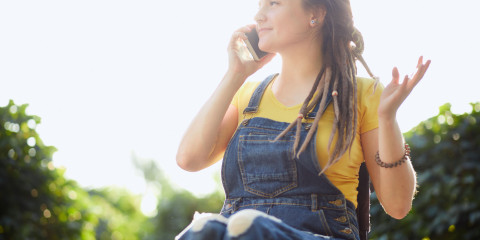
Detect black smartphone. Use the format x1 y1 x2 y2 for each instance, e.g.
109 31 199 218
244 28 268 61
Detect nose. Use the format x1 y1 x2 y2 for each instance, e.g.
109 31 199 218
254 7 266 24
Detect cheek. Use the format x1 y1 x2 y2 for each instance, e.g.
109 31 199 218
257 28 295 52
258 35 272 52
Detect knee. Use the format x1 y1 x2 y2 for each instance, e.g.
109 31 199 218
191 214 228 232
227 209 281 237
176 214 228 240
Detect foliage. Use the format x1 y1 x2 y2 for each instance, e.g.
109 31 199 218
85 188 152 240
150 189 224 240
0 100 152 240
7 98 479 239
370 103 480 240
0 100 84 239
133 156 224 240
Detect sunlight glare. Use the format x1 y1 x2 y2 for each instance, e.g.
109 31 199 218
9 105 17 114
451 103 472 115
68 190 77 200
28 148 36 157
27 119 37 129
140 191 158 217
27 137 36 147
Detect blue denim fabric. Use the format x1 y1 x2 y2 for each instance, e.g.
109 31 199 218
177 75 360 240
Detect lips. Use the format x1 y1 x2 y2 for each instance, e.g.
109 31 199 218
257 27 272 37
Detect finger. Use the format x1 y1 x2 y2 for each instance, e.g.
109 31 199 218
407 70 423 90
402 75 409 88
229 31 247 48
229 24 260 47
411 56 422 78
424 59 431 72
392 67 400 84
245 24 257 31
408 60 431 90
418 59 431 77
411 57 430 78
412 59 432 82
417 56 424 69
234 24 256 34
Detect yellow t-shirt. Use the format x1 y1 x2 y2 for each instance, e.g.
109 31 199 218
231 75 384 207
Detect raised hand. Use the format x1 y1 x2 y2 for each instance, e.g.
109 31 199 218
378 56 431 119
227 24 275 80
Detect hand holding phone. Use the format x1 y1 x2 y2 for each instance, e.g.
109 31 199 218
243 28 268 61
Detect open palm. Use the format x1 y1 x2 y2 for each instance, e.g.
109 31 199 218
379 56 431 118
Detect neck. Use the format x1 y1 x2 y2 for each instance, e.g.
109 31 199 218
277 37 323 86
269 37 324 107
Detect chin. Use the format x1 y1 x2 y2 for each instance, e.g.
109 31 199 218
258 42 274 54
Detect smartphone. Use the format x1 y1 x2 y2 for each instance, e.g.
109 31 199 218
244 28 268 61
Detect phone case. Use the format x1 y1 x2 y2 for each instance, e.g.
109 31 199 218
244 28 268 61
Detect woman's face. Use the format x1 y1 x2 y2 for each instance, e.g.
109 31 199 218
255 0 315 53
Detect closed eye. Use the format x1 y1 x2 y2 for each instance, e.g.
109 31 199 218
258 0 279 8
269 1 279 6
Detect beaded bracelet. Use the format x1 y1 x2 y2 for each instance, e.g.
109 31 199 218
375 143 411 168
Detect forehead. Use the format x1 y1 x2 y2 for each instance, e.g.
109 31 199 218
258 0 302 6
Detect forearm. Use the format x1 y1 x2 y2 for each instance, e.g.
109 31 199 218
376 114 417 218
176 71 245 171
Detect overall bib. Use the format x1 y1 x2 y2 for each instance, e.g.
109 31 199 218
178 75 360 240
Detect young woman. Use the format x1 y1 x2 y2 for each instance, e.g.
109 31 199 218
176 0 430 239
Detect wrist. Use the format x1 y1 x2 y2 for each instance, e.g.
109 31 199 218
223 70 248 89
378 111 397 123
225 69 247 79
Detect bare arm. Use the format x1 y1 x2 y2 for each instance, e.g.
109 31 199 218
363 56 431 219
176 25 275 172
176 72 242 172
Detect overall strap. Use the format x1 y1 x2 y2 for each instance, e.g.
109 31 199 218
306 83 333 119
243 74 278 114
244 74 333 119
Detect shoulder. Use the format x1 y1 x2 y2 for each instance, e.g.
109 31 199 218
355 77 384 132
240 80 262 93
232 78 263 110
356 76 384 103
356 76 383 95
236 73 277 100
236 80 262 102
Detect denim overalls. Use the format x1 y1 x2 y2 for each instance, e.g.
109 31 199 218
177 75 360 240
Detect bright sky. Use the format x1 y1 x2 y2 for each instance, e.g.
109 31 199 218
1 0 479 206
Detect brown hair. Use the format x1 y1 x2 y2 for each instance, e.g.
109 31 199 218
274 0 378 174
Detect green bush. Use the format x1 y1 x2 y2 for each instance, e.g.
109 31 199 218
370 103 480 240
0 100 151 240
0 100 86 239
5 98 478 239
132 156 224 240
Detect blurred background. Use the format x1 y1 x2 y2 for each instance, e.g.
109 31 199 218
1 0 479 239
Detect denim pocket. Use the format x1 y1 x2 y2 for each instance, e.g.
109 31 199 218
238 133 298 197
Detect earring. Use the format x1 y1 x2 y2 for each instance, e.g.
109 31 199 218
310 19 317 25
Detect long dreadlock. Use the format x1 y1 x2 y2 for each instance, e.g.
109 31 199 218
275 0 379 175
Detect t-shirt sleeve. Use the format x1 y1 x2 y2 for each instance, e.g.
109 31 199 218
359 77 384 134
230 81 260 125
231 83 249 110
231 87 240 108
231 80 260 109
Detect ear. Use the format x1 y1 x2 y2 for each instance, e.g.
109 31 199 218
310 5 327 26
